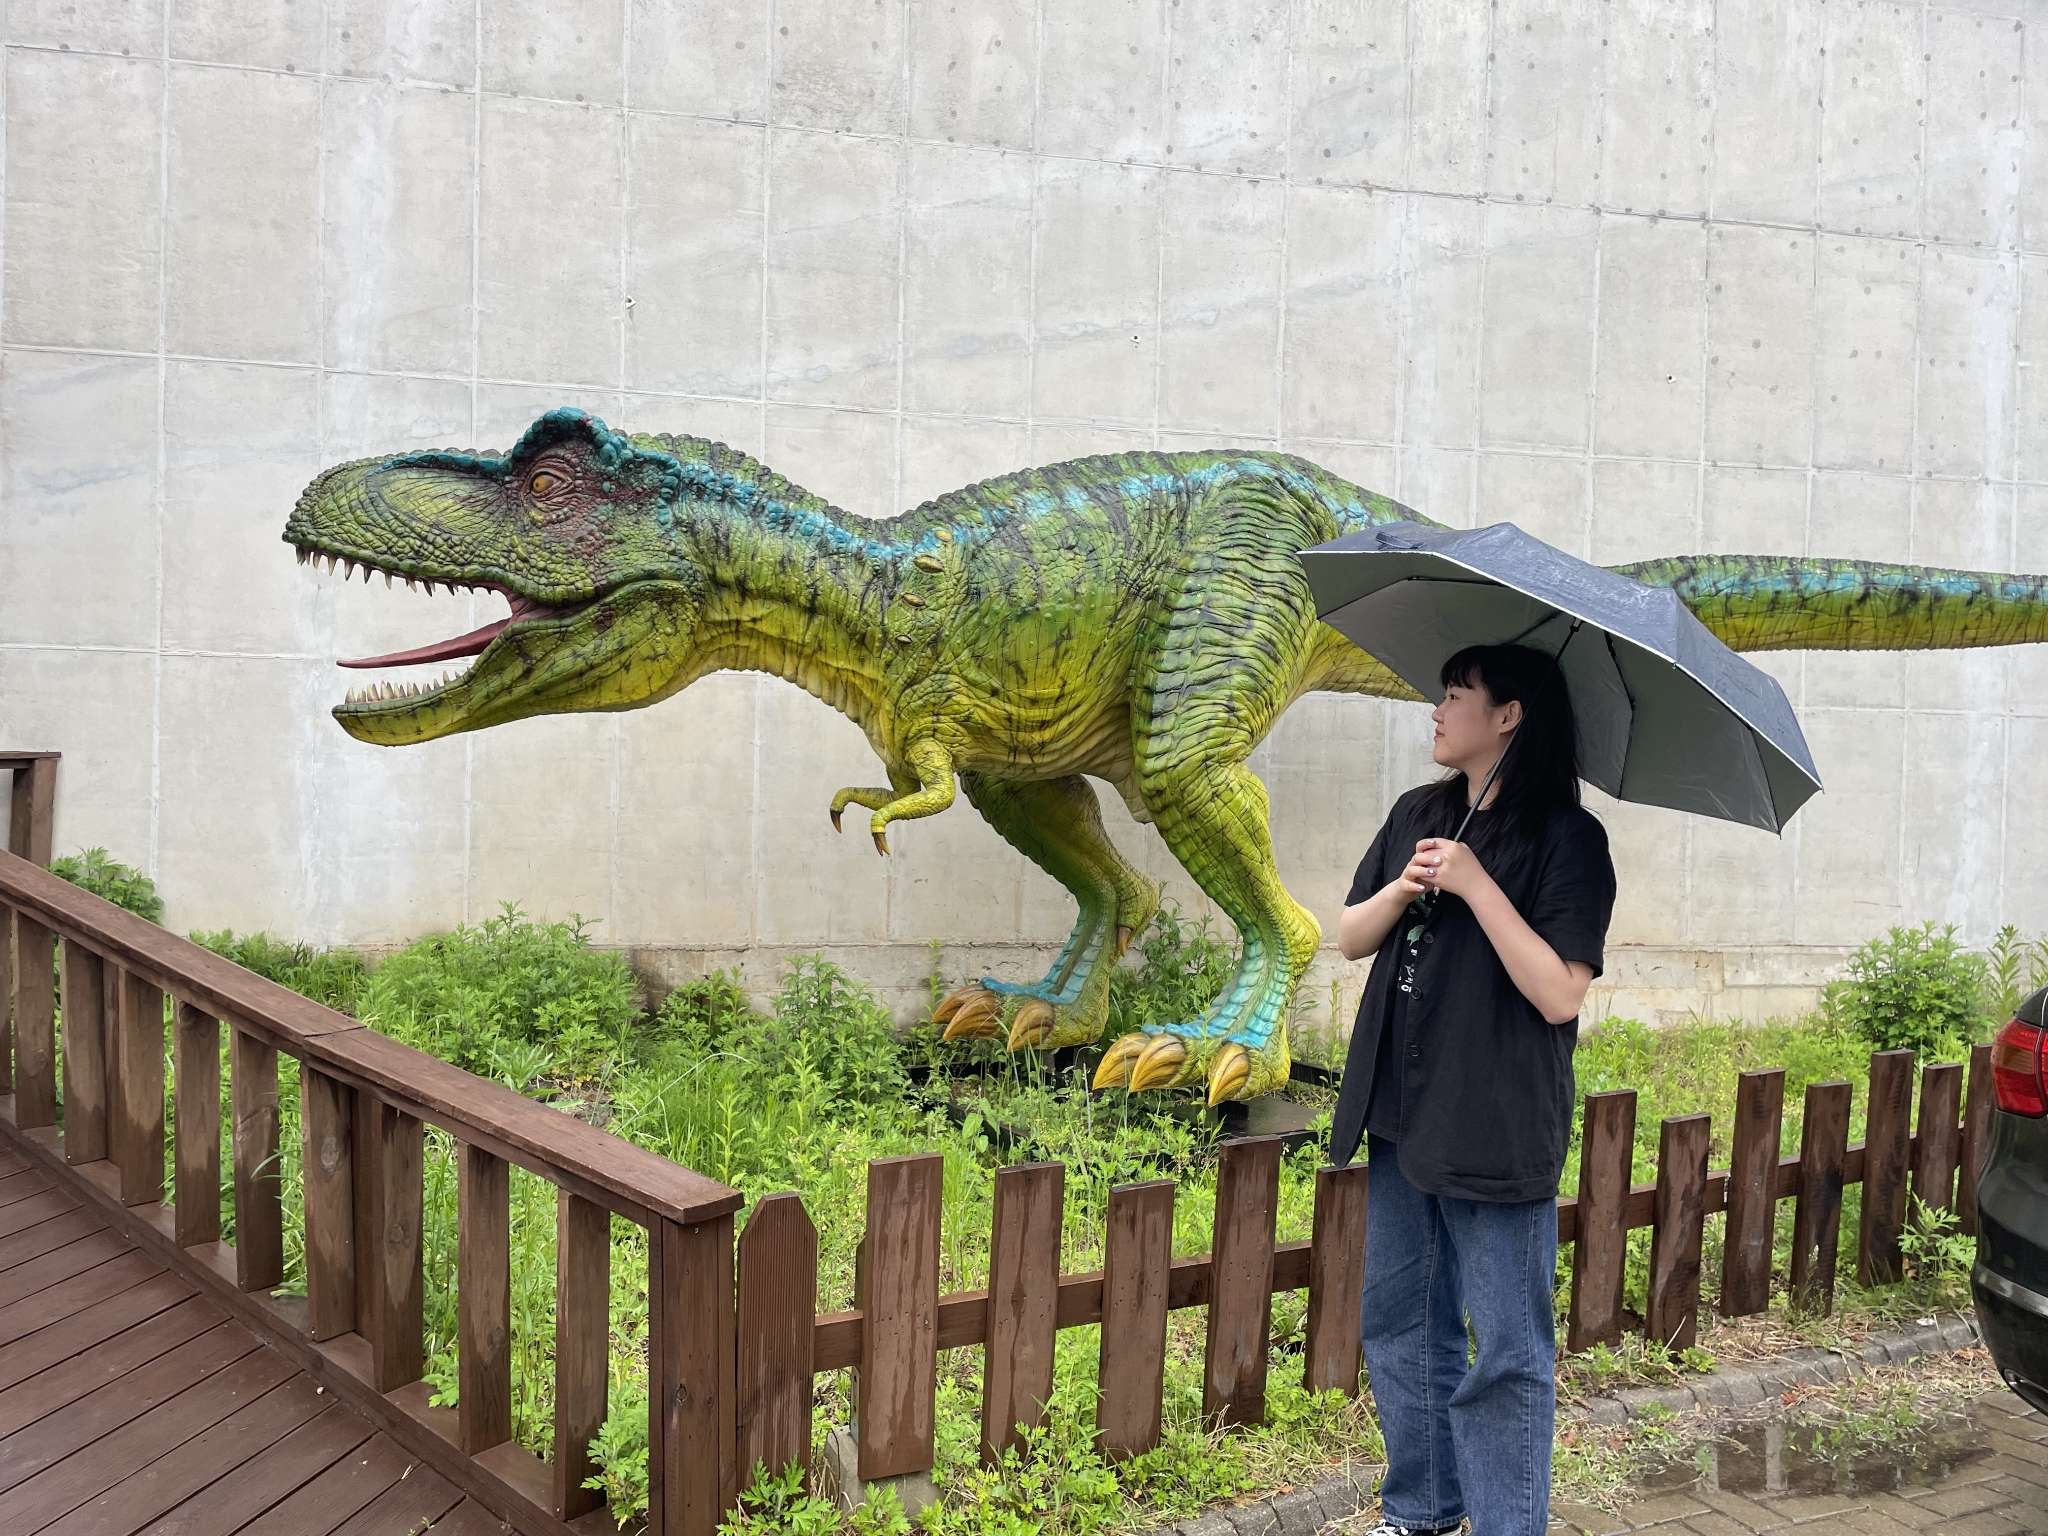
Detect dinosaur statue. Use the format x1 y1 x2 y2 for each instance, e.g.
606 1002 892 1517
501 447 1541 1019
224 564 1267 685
282 409 2048 1104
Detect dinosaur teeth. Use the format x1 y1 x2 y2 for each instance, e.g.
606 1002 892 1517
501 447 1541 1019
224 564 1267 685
422 580 436 597
383 572 392 589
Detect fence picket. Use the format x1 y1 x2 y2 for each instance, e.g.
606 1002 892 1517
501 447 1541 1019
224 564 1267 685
1567 1091 1636 1351
1959 1043 1994 1236
458 1141 511 1454
855 1153 942 1482
1790 1080 1852 1314
982 1162 1062 1464
0 903 12 1095
12 911 54 1129
112 970 164 1205
58 945 108 1163
1097 1180 1173 1459
371 1102 424 1393
173 1004 220 1246
231 1025 283 1292
1304 1163 1368 1395
737 1193 817 1493
1911 1061 1963 1222
555 1191 610 1519
302 1066 356 1341
1204 1136 1281 1429
1646 1114 1711 1351
1857 1050 1915 1286
1719 1070 1784 1318
652 1213 739 1536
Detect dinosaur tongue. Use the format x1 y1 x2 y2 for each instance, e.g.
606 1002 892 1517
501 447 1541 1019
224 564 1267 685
338 618 510 670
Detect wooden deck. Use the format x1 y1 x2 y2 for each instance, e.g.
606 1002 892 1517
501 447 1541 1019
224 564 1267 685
0 1145 506 1536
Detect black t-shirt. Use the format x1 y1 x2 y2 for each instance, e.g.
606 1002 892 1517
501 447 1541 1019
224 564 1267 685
1332 786 1618 1202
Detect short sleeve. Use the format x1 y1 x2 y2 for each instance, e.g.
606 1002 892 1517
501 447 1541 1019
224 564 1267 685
1524 810 1618 977
1345 803 1401 907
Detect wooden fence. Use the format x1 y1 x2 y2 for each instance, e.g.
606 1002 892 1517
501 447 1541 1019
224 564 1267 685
0 823 743 1536
728 1043 1993 1494
0 747 2002 1526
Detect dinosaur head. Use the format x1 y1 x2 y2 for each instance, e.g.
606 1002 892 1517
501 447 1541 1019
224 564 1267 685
284 409 703 745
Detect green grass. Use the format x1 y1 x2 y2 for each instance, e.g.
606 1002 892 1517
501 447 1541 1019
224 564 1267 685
34 896 1999 1534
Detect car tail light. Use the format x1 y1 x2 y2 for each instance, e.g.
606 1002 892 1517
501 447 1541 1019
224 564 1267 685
1992 1017 2048 1117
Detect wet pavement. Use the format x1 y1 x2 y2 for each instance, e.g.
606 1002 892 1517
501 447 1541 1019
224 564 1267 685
1547 1389 2048 1534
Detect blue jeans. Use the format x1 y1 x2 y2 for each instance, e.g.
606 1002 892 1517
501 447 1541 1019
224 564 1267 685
1359 1136 1558 1535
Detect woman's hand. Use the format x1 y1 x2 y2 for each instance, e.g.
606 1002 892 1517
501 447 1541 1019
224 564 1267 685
1405 837 1491 900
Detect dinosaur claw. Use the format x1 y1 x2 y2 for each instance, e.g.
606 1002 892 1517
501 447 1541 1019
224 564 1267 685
1007 998 1056 1052
1206 1043 1253 1107
830 808 843 832
1128 1034 1189 1093
1092 1032 1146 1090
940 987 1003 1042
1114 925 1135 958
873 828 890 856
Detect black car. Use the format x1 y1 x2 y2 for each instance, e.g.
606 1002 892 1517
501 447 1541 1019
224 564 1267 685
1974 987 2048 1413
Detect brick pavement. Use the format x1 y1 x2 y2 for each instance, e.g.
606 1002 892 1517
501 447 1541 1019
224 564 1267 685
1546 1390 2048 1536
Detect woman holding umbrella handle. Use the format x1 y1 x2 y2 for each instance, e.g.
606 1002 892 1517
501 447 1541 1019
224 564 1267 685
1333 642 1618 1536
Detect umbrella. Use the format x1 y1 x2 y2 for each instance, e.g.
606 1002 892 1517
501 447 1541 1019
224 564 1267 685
1296 519 1821 832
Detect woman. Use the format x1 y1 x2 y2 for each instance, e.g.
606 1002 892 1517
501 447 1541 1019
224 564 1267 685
1333 642 1617 1536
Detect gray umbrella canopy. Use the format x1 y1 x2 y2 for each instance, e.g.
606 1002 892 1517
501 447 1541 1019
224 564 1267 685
1297 520 1822 832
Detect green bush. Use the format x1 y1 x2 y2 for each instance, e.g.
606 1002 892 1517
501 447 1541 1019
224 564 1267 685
359 902 641 1083
190 930 368 1015
1819 921 1989 1060
49 846 163 922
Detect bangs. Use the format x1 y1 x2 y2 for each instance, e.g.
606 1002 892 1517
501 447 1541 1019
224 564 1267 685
1438 647 1486 696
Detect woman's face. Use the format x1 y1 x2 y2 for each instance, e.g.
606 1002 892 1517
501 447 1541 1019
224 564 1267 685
1431 678 1518 775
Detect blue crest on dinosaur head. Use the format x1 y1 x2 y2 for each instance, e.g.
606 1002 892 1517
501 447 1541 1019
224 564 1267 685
386 408 687 511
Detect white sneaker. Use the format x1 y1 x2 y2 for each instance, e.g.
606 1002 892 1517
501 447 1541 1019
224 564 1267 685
1349 1520 1462 1536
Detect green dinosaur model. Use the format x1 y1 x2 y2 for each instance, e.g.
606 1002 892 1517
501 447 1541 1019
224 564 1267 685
282 409 2048 1104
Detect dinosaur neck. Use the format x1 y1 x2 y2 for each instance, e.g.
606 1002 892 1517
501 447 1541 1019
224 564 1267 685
645 435 938 732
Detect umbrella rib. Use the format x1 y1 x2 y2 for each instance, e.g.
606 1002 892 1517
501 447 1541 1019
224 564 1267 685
1604 628 1638 796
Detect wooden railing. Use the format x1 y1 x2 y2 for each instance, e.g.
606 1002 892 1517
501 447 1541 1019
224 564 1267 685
728 1043 1992 1493
0 839 743 1536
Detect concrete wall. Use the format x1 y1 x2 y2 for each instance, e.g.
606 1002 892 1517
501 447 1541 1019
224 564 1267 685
3 0 2046 1033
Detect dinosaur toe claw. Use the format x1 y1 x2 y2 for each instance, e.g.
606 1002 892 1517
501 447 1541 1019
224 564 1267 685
1007 998 1056 1052
1206 1043 1253 1107
872 828 890 856
1092 1032 1147 1090
1114 925 1135 958
940 987 1003 1042
830 808 843 832
1128 1033 1189 1093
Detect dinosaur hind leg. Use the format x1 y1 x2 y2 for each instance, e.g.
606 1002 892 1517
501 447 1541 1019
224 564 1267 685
935 773 1159 1053
1095 757 1318 1104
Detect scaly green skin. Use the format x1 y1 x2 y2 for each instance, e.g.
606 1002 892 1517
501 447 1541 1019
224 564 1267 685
282 410 2048 1103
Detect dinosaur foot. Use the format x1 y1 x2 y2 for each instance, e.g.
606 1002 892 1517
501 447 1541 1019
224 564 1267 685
1092 1030 1284 1106
933 983 1104 1051
935 984 1004 1042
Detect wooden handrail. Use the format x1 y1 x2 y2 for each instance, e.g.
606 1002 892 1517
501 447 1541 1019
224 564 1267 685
0 849 740 1226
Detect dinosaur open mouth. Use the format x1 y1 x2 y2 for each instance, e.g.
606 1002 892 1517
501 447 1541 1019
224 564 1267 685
291 546 589 709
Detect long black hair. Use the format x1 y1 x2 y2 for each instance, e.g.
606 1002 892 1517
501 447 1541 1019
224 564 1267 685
1414 642 1582 860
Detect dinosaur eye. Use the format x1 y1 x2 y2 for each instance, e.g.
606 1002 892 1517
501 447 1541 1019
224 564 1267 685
528 470 561 497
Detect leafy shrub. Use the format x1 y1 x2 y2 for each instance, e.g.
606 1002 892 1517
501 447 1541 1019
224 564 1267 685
50 847 163 921
1819 921 1989 1060
360 902 641 1083
1984 923 2048 1024
190 930 368 1014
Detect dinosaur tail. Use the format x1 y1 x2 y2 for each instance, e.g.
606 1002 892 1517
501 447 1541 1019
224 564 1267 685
1617 554 2048 653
